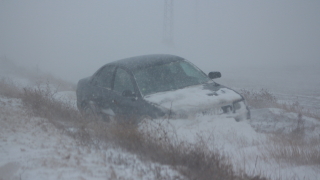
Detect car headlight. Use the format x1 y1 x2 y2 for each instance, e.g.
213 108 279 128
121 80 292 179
233 101 241 111
233 100 246 113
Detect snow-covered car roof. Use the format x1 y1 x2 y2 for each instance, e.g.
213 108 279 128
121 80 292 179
107 54 183 71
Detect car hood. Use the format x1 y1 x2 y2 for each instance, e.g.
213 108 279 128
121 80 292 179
143 83 243 117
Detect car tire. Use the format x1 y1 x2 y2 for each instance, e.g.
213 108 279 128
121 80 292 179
100 113 114 123
82 102 116 123
81 101 100 119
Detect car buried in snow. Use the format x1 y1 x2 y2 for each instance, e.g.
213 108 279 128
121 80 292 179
76 54 250 122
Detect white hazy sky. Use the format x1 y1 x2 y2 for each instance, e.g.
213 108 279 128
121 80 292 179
1 0 320 91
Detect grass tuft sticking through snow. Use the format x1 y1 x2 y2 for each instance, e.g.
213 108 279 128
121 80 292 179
2 76 320 179
240 89 320 121
264 134 320 166
14 82 267 180
0 78 21 98
240 88 320 168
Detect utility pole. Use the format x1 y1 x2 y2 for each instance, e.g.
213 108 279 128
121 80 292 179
163 0 174 46
195 0 199 25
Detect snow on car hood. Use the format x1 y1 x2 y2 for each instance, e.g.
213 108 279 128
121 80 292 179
144 84 242 116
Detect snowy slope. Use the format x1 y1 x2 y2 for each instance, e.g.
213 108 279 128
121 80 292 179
0 62 184 180
1 60 320 179
140 112 320 180
0 96 182 180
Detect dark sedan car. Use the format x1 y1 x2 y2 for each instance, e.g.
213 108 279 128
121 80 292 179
76 54 250 122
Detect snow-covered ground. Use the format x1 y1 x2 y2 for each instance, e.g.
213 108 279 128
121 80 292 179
0 64 184 179
1 61 320 180
215 73 320 113
0 96 182 180
140 111 320 180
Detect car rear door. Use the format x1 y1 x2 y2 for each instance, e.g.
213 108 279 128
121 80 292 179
90 65 116 116
110 67 144 119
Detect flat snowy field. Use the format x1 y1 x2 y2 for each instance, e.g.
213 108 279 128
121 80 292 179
1 65 320 180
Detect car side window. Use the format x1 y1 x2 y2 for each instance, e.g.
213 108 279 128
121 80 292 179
113 68 135 94
93 65 115 89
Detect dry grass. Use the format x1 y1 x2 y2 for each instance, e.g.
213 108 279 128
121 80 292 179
277 102 320 121
264 134 320 166
264 113 320 167
21 84 79 123
15 83 267 180
108 122 238 180
0 78 21 98
240 89 277 109
3 76 319 179
240 89 320 121
241 88 320 168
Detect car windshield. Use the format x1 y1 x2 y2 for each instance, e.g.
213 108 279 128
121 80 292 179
133 60 210 96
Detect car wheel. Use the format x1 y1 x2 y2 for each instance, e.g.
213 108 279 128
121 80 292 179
137 115 152 125
81 101 100 119
100 108 116 122
100 112 114 123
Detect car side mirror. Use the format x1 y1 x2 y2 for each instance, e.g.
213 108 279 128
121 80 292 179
208 72 221 79
122 90 136 97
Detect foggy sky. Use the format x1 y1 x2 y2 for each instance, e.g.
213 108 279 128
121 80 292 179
1 0 320 90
